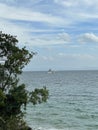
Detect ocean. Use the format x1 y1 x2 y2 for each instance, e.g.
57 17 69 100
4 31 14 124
20 70 98 130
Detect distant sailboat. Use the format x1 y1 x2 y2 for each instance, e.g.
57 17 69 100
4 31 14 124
48 69 54 74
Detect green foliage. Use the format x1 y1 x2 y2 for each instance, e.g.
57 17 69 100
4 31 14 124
0 115 31 130
0 89 6 107
30 87 49 105
0 31 49 129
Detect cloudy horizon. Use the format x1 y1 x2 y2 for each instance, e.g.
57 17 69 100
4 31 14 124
1 0 98 71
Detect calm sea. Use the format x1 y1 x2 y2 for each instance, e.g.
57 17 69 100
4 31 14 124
20 70 98 130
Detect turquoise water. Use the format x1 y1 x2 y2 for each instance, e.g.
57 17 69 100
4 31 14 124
20 70 98 130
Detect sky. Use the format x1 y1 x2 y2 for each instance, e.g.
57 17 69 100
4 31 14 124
1 0 98 71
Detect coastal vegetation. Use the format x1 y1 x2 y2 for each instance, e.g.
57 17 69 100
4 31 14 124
0 31 49 130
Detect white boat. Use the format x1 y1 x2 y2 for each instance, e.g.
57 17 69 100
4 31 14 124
48 69 54 74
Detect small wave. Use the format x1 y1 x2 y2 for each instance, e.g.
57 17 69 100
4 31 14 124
76 114 89 119
33 127 62 130
54 82 61 84
74 108 84 112
51 113 58 116
32 126 77 130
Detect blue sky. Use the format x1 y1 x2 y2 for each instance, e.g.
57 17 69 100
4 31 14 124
1 0 98 71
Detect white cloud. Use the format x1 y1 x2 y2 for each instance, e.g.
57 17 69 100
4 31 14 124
58 53 96 61
0 19 33 45
0 18 62 45
78 33 98 43
54 0 78 7
54 0 98 8
41 56 54 61
0 3 71 47
29 33 71 46
1 1 98 48
0 18 71 47
54 0 98 23
58 33 71 42
0 3 65 26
